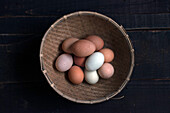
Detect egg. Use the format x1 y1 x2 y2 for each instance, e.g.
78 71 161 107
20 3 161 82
62 38 79 53
55 54 73 72
84 69 99 84
74 56 86 67
85 52 104 71
99 48 114 63
86 35 104 50
98 63 114 79
68 66 84 85
71 39 96 57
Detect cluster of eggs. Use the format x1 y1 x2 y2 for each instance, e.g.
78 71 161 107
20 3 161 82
55 35 115 85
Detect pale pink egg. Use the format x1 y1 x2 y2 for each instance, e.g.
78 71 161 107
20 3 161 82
98 63 114 79
55 54 73 72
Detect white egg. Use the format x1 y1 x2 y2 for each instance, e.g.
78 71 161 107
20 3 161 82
85 52 104 71
84 69 99 84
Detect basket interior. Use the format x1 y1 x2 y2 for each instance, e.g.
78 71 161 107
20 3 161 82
41 13 132 102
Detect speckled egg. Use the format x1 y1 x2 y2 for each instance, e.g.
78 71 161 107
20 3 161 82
86 35 104 50
98 63 114 79
99 48 114 63
68 66 84 85
85 52 104 71
55 54 73 72
62 38 79 53
71 39 96 57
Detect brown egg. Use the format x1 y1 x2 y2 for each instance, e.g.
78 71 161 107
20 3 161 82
68 66 84 85
71 39 96 57
99 48 114 62
74 56 86 67
86 35 104 50
62 38 79 53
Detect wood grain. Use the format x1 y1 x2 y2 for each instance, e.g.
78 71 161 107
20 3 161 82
0 0 170 16
0 31 169 83
0 0 170 112
0 81 169 113
0 13 170 34
0 35 44 83
129 31 170 80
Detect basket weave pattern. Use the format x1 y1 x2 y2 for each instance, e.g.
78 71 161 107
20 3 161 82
40 11 134 104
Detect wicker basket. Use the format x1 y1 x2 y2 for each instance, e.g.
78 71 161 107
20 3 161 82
40 11 134 104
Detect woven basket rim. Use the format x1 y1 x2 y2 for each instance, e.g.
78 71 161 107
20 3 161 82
39 11 135 104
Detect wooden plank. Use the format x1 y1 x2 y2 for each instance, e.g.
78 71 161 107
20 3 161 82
0 13 170 34
0 0 129 16
114 13 170 29
0 17 57 34
0 30 169 83
0 0 170 16
128 0 170 14
0 34 45 83
129 31 170 80
0 1 169 113
0 81 169 113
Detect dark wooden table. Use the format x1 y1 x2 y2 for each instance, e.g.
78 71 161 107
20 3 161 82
0 0 170 113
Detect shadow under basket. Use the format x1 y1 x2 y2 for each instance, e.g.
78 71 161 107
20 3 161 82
40 11 135 104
